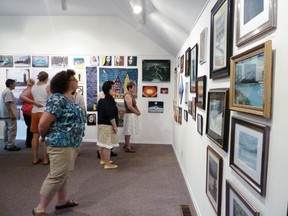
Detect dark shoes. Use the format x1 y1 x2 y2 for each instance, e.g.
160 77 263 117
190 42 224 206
5 146 21 151
125 148 136 153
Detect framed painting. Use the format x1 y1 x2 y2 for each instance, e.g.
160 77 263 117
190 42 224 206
206 146 223 216
200 27 208 64
160 88 168 94
180 55 184 74
197 114 203 135
206 88 230 151
185 47 191 77
148 101 164 113
32 56 49 68
226 180 260 216
87 113 96 126
76 86 83 95
188 100 192 115
185 82 189 104
6 69 30 87
51 56 68 68
196 75 206 110
192 97 196 121
142 60 171 82
230 117 270 196
127 56 137 66
179 75 184 105
184 110 188 122
0 55 13 67
235 0 277 47
142 86 157 97
14 55 31 68
210 0 234 79
230 40 272 118
178 107 182 125
190 44 198 92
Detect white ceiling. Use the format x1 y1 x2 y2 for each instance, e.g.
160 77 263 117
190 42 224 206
0 0 208 56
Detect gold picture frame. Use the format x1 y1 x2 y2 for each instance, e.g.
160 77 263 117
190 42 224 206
230 40 272 118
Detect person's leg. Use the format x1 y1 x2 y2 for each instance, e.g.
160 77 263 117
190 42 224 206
32 133 40 163
125 135 131 148
6 119 19 150
23 114 32 147
3 120 8 149
103 148 117 169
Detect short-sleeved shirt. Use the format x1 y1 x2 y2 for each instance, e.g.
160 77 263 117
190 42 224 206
0 88 17 118
97 94 118 126
44 93 86 147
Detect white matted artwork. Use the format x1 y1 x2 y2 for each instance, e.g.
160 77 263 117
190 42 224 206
51 56 68 68
6 69 30 86
32 56 49 68
200 27 208 64
14 55 31 68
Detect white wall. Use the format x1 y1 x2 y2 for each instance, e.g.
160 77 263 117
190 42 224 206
174 0 288 216
0 16 174 145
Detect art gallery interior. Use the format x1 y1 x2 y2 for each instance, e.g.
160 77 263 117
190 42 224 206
0 0 287 215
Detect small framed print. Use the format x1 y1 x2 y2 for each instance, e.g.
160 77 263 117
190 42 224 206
148 101 164 113
197 114 203 135
188 100 192 115
190 44 198 93
210 0 234 79
76 86 83 95
14 55 31 68
178 107 182 125
160 88 168 94
235 0 277 47
180 55 184 74
184 110 188 122
230 40 272 118
142 86 157 97
185 47 191 77
192 97 196 121
196 75 206 110
200 27 208 64
206 88 230 151
87 113 96 126
32 56 49 68
226 180 260 216
206 146 223 216
0 55 13 67
230 117 270 196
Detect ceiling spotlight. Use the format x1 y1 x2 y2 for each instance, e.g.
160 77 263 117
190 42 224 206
130 0 143 14
61 0 67 11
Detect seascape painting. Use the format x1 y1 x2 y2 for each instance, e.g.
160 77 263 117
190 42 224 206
32 56 49 67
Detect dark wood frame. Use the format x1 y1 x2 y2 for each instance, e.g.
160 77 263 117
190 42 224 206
210 0 234 79
206 88 230 152
184 110 188 122
180 55 184 74
185 47 191 77
190 44 198 92
197 114 203 135
226 180 260 216
196 75 206 110
192 97 196 121
206 146 223 216
230 117 270 196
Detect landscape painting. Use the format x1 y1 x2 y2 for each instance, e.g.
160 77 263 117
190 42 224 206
142 60 170 82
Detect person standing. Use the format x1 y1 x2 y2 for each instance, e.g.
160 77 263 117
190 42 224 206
123 81 140 153
97 81 119 169
33 69 85 216
0 79 20 151
30 71 50 164
20 78 38 148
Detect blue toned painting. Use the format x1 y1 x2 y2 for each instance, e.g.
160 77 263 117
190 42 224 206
238 131 258 171
99 68 138 99
86 67 98 111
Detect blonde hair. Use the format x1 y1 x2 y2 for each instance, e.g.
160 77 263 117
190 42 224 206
27 78 35 87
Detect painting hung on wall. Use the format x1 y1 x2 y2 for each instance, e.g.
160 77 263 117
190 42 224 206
180 55 184 73
188 100 192 115
210 0 234 79
90 56 100 66
184 110 188 122
185 82 189 104
226 180 260 216
196 75 206 110
148 101 164 113
6 69 30 87
32 56 49 68
178 107 182 125
206 88 230 151
86 67 98 111
235 0 277 46
114 56 124 66
192 97 196 121
200 27 208 64
76 86 83 95
160 88 168 94
0 55 13 67
87 113 96 126
230 40 272 118
197 114 203 135
117 102 126 127
14 55 31 68
190 44 198 92
206 146 223 216
142 60 171 82
178 75 184 105
142 86 157 97
51 56 68 68
99 68 138 99
127 56 137 66
185 47 191 77
230 117 270 196
73 57 85 69
102 56 112 66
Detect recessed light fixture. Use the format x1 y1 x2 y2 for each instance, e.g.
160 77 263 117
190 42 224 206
130 0 143 14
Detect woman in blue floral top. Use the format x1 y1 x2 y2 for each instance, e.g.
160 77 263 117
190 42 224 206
33 69 85 216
